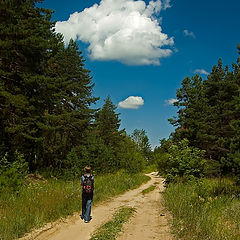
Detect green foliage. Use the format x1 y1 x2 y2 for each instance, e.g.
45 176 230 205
131 129 152 162
118 135 146 173
61 147 85 179
37 39 98 171
156 139 206 183
0 152 28 192
0 0 57 164
143 163 158 173
155 152 171 174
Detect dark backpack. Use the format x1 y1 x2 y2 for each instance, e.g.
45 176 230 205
82 174 94 194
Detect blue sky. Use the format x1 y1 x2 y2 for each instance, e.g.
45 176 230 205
40 0 240 149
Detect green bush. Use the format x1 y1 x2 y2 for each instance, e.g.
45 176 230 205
203 159 221 177
155 152 171 174
228 150 240 185
157 139 206 183
0 152 28 192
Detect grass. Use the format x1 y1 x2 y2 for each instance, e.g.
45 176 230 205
143 164 158 174
90 207 135 240
0 171 150 240
141 185 156 195
163 178 240 240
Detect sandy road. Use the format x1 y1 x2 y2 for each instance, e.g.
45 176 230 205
21 172 173 240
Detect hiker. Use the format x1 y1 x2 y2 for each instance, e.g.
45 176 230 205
81 166 94 223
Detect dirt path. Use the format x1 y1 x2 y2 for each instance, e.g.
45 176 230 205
21 172 173 240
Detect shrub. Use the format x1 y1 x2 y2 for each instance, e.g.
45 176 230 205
158 139 206 183
0 151 28 192
155 152 171 174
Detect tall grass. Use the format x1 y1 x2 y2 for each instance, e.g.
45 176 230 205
0 171 149 240
143 164 158 174
163 178 240 240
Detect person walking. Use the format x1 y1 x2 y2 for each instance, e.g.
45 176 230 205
81 166 94 223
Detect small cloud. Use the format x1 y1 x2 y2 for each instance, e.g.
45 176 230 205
173 47 179 53
194 69 209 75
165 98 178 105
118 96 144 109
163 0 172 9
183 29 196 38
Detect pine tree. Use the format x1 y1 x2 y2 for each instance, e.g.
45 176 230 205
40 39 98 169
169 75 208 150
95 96 122 146
203 59 238 164
0 0 56 165
94 96 124 170
227 47 240 176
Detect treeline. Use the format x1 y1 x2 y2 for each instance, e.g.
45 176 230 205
0 0 152 184
154 45 240 182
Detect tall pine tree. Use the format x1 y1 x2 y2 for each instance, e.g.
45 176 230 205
94 96 124 170
0 0 56 165
40 39 98 169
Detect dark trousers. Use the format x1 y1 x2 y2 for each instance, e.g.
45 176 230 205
82 193 93 221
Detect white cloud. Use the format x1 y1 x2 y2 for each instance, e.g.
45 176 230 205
183 29 196 38
194 69 209 75
118 96 144 109
165 98 178 105
55 0 174 65
163 0 172 9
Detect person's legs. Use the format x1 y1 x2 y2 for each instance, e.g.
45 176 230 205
85 199 93 222
81 194 87 219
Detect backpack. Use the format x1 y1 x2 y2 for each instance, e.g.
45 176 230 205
82 174 94 194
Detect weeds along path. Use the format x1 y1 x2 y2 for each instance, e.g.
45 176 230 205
20 172 173 240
